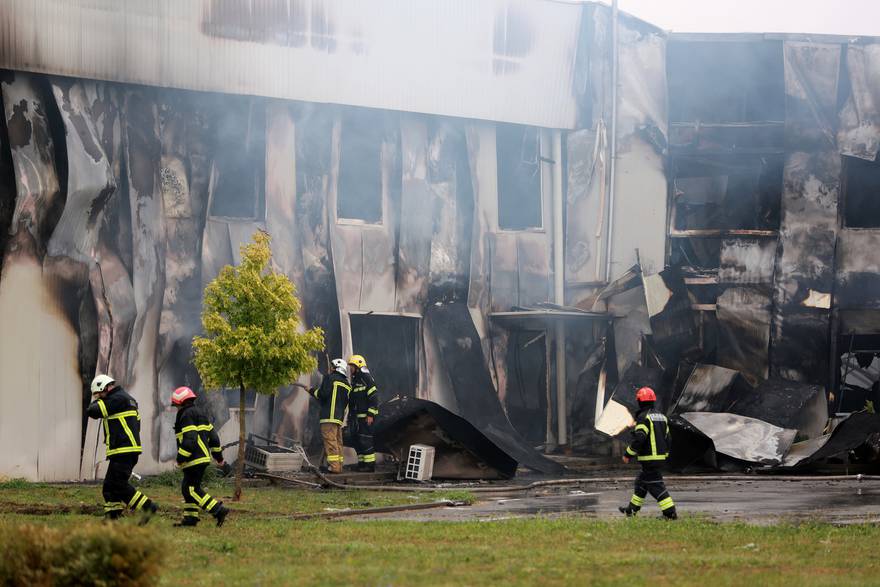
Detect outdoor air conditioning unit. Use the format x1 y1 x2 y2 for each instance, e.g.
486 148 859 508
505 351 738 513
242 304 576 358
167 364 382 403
404 444 435 481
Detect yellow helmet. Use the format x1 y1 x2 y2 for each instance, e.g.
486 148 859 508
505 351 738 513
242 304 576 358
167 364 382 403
348 354 367 369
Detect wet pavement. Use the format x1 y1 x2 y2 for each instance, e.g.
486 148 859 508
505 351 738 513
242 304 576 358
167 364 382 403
355 478 880 524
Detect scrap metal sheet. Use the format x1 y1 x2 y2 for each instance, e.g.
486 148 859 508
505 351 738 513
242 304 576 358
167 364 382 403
681 412 797 466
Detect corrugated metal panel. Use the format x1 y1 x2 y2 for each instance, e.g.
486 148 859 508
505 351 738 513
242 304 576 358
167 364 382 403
0 0 582 128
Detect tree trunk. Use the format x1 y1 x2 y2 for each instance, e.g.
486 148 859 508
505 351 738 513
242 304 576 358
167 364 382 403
234 380 246 501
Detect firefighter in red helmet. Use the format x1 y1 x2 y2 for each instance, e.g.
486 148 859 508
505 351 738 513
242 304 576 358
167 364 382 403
171 386 229 527
619 386 678 520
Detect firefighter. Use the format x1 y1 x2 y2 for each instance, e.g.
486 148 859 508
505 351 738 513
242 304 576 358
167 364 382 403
347 354 380 472
86 374 158 523
309 358 351 474
171 386 229 527
619 386 678 520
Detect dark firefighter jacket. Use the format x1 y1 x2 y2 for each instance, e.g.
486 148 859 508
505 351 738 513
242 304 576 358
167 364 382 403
349 368 379 418
87 387 142 457
174 402 223 468
625 408 670 466
311 371 351 425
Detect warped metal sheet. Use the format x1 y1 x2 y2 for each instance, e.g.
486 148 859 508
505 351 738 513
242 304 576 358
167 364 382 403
672 363 745 414
730 378 827 440
565 125 606 286
716 287 771 386
681 412 796 466
0 0 582 129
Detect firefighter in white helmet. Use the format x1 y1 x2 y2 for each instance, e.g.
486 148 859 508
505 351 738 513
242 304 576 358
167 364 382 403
86 374 158 523
308 359 351 473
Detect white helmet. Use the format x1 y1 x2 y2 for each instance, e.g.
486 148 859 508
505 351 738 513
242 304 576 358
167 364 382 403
91 374 115 396
331 358 348 377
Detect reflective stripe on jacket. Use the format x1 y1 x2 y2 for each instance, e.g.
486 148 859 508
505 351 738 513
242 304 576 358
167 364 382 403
349 368 379 418
175 402 222 468
311 372 351 425
625 410 670 462
87 387 142 457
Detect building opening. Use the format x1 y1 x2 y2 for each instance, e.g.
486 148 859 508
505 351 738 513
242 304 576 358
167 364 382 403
504 330 548 445
843 155 880 228
668 40 785 123
837 334 880 413
209 98 266 219
337 108 385 223
497 123 542 230
671 155 783 232
349 314 420 400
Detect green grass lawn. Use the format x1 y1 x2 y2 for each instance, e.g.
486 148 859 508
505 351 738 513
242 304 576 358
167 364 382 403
2 478 879 586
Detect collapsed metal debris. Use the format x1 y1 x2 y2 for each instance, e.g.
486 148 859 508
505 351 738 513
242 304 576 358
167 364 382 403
373 398 564 480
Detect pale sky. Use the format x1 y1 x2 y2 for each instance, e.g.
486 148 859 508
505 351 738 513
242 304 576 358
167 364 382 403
615 0 880 37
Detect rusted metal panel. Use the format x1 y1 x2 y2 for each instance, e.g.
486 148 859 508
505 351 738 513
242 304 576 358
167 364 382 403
0 0 582 129
838 44 880 161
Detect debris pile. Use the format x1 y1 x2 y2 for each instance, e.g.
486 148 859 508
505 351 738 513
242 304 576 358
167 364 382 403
591 266 880 472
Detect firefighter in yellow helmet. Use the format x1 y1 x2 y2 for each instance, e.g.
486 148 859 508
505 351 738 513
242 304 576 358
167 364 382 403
86 374 158 523
347 354 379 472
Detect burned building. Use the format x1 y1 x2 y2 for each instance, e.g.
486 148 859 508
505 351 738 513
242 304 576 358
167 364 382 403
0 1 878 480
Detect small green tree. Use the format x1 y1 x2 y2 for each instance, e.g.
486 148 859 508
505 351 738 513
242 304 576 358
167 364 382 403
193 231 324 500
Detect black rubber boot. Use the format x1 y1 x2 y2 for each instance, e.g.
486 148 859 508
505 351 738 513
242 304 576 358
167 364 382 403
618 506 637 517
662 507 678 520
174 518 199 527
138 502 158 526
214 505 230 527
104 511 123 522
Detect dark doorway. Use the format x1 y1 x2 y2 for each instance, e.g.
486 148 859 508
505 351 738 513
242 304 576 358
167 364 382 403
843 155 880 228
504 330 548 444
350 314 420 401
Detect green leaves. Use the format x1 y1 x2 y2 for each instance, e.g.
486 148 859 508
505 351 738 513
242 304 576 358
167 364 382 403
193 231 324 395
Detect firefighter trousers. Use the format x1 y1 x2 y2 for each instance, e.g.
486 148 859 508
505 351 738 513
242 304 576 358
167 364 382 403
350 417 376 465
629 467 676 518
320 422 344 473
103 454 153 518
181 464 223 522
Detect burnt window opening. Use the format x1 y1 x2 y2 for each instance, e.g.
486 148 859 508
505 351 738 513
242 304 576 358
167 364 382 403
836 334 880 413
497 123 542 230
843 155 880 228
337 109 385 224
669 238 723 272
668 41 785 123
504 330 547 445
349 314 419 399
672 155 783 231
209 99 266 220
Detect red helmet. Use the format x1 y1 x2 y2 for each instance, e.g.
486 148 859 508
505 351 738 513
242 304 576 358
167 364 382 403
636 387 656 402
171 386 197 406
